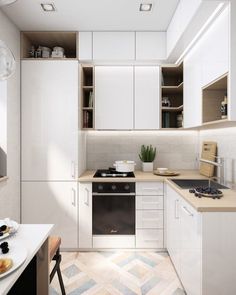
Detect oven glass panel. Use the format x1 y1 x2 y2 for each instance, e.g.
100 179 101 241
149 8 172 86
93 195 135 235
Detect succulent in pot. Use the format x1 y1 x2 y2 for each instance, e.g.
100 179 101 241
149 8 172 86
139 144 157 172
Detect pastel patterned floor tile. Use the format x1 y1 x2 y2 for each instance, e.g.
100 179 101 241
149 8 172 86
50 251 184 295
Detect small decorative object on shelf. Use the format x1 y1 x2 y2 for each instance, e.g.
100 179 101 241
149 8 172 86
139 144 157 172
162 97 171 107
177 112 183 128
221 93 227 119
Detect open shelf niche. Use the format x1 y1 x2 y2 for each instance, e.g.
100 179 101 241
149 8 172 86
161 63 183 128
21 31 77 59
81 65 94 129
202 74 228 124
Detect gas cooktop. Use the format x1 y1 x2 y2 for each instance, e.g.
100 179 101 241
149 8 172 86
93 168 135 178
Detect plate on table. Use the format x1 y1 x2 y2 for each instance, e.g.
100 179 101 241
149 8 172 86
0 240 27 279
153 170 180 177
0 220 19 241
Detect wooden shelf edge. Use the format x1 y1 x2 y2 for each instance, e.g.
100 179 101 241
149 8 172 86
161 82 183 89
202 119 228 126
162 105 183 112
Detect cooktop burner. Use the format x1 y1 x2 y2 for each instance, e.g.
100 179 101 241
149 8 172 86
93 168 135 178
189 187 223 199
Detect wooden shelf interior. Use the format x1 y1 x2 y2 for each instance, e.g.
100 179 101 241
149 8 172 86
21 31 77 59
202 75 228 123
81 66 94 129
161 63 183 128
161 62 183 86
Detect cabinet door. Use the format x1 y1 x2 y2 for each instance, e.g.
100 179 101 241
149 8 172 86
134 66 160 129
166 185 181 273
79 32 92 60
21 60 78 181
95 66 134 129
79 182 92 248
180 199 202 295
22 182 78 249
93 32 135 60
136 32 166 60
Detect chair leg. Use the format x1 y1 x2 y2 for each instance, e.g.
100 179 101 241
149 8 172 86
57 265 66 295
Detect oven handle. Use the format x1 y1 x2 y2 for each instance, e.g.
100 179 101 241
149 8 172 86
92 193 136 196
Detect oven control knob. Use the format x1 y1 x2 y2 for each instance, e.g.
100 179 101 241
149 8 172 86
111 185 117 191
98 185 103 190
124 184 130 190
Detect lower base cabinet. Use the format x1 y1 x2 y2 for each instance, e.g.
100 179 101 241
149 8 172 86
22 181 78 249
166 184 236 295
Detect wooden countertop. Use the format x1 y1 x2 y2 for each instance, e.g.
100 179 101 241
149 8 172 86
78 169 205 182
78 170 236 212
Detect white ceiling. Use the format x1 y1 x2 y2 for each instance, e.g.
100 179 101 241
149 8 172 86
1 0 179 31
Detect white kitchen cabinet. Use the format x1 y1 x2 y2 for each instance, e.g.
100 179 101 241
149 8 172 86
166 183 236 295
79 182 92 248
184 6 229 128
167 184 201 295
166 185 181 272
79 32 92 60
179 198 202 295
134 66 160 130
95 66 134 129
93 32 135 60
21 60 78 181
22 182 78 249
136 32 166 60
136 181 164 249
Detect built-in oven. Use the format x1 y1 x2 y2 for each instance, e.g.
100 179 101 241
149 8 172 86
92 182 135 235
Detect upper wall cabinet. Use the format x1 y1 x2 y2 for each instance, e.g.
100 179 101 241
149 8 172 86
184 6 229 128
95 66 134 130
79 31 166 61
136 32 166 60
134 66 160 129
79 32 93 60
93 32 135 60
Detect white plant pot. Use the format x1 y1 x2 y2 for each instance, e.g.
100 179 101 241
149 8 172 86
142 162 154 172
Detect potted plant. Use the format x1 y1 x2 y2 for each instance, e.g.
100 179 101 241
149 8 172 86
139 144 156 172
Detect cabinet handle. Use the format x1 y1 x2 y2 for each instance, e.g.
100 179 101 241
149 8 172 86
181 206 193 217
84 188 89 206
71 161 76 179
71 188 76 207
175 199 179 219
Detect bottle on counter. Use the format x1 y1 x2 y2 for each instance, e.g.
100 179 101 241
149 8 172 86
221 94 227 119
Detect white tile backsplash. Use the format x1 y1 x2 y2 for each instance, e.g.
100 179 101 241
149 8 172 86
86 131 199 170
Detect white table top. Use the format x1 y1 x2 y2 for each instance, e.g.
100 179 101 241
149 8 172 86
0 224 53 295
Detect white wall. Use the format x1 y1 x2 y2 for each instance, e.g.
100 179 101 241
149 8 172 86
86 131 198 170
0 10 20 221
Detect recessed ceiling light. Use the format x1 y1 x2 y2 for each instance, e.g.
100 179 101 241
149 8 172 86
41 3 56 12
140 3 152 12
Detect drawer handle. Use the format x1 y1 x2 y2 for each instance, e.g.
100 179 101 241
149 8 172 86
71 188 76 206
84 188 89 206
181 206 193 217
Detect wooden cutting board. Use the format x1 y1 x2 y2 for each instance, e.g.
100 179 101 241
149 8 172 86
199 141 217 177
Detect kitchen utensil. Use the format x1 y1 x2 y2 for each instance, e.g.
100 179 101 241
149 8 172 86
113 161 136 172
0 240 27 278
199 142 217 177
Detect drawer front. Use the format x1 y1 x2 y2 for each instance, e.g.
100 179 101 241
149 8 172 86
136 210 163 229
136 195 163 210
136 229 164 248
136 182 164 196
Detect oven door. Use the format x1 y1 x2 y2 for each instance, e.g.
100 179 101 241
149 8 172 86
92 194 135 235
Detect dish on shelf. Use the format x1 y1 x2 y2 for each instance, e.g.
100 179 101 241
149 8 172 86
153 170 180 176
0 240 27 279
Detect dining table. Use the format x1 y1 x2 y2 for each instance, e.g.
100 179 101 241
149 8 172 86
0 223 53 295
